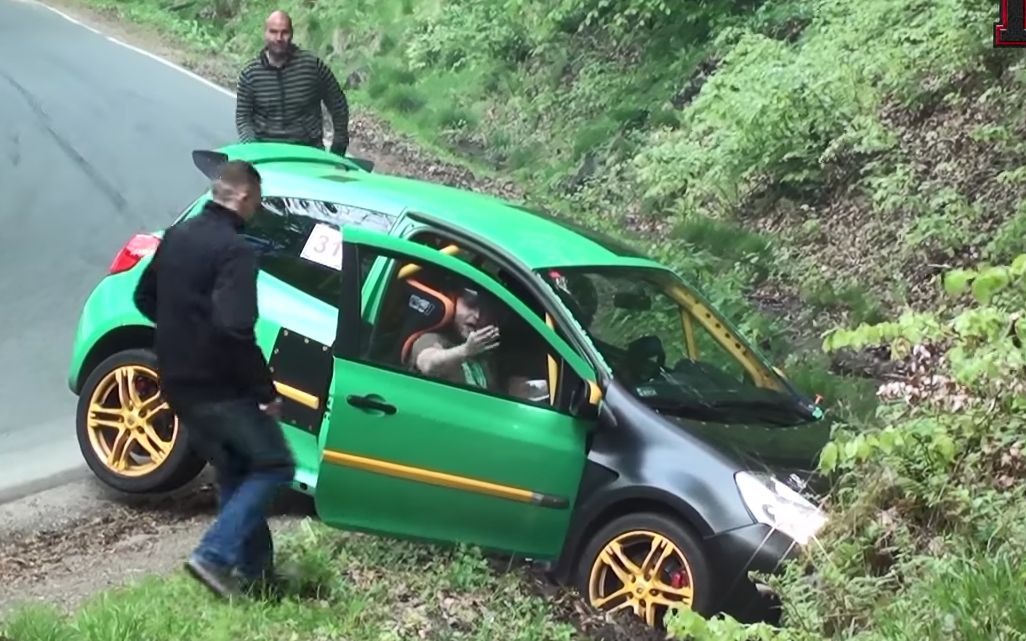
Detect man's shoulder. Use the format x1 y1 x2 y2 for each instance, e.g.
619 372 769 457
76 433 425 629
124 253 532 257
170 213 247 249
223 230 257 258
410 331 452 355
291 47 328 68
239 53 267 76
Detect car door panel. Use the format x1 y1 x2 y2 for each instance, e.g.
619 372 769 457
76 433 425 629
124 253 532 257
249 271 339 490
265 327 332 435
319 359 587 557
314 227 597 559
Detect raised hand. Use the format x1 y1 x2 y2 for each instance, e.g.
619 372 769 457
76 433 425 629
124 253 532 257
464 325 501 357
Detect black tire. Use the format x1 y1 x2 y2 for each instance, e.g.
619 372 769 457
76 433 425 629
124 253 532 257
574 511 715 628
75 348 206 494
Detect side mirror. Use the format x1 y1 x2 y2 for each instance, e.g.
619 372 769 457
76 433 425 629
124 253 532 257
570 379 601 419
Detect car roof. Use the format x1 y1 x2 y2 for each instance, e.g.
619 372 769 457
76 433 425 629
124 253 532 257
203 144 663 272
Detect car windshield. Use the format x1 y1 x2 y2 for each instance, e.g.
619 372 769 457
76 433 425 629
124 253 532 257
539 266 815 426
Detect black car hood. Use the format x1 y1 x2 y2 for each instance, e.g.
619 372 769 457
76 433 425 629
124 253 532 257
663 412 832 488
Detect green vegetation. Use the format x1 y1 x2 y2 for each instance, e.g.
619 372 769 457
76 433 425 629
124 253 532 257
1 521 586 641
22 0 1026 639
681 254 1026 641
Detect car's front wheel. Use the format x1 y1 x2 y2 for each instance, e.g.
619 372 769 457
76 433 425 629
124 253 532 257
76 348 206 494
575 511 714 628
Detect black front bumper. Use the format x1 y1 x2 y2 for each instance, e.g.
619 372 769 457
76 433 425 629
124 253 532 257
705 523 802 623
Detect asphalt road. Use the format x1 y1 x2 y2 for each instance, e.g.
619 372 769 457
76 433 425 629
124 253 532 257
0 0 237 500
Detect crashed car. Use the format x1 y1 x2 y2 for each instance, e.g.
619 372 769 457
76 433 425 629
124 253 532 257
67 142 829 627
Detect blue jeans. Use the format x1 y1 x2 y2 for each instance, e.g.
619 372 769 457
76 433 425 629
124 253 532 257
176 398 295 579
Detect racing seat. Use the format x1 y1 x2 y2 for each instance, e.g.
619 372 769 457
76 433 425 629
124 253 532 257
391 277 455 368
365 249 463 368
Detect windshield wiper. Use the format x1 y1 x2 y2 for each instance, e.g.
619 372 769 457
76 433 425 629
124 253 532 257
704 397 817 421
643 398 722 421
643 396 812 425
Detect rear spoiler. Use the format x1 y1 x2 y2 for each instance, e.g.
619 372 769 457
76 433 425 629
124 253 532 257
191 144 374 180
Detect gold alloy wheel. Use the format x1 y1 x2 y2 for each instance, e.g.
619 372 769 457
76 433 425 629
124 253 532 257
85 365 177 477
587 530 696 627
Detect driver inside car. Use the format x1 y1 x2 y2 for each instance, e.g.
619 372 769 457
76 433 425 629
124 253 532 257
408 283 547 402
408 284 502 389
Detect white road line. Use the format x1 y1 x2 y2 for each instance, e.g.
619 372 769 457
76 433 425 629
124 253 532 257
18 0 100 33
31 0 237 99
31 1 102 36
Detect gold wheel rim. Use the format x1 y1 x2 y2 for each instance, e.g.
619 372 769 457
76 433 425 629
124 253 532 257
85 364 177 477
588 529 696 627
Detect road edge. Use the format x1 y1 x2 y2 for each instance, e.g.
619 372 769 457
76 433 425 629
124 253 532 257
0 466 91 506
25 0 239 96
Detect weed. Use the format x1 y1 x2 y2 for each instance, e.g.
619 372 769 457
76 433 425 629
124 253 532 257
985 204 1026 264
382 85 427 114
1 520 588 641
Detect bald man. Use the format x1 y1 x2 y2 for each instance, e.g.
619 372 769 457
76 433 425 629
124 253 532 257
235 10 350 155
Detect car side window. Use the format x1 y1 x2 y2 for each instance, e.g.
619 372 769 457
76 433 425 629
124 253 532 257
355 247 569 411
406 229 548 320
242 196 396 307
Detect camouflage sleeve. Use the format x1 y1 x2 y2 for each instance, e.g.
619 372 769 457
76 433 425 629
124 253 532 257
410 332 467 378
408 333 443 371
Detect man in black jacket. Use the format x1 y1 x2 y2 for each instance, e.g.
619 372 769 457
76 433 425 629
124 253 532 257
134 160 294 599
235 10 349 155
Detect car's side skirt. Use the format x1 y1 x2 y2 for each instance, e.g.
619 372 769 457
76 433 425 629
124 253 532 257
321 449 569 509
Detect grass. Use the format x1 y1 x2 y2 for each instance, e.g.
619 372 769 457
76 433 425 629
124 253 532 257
1 519 588 641
871 548 1026 641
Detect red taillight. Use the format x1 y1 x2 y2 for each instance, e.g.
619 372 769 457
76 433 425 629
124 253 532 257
109 234 160 274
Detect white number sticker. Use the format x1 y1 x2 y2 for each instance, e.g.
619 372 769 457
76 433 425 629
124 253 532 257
299 223 343 271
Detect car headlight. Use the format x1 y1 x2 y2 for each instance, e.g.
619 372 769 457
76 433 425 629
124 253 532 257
734 471 827 546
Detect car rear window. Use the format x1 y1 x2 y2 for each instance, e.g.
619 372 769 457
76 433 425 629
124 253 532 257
242 196 397 307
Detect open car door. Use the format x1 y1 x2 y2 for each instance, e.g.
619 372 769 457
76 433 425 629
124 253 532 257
313 226 599 560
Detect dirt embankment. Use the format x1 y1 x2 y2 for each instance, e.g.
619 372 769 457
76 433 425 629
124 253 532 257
2 464 319 617
1 473 216 616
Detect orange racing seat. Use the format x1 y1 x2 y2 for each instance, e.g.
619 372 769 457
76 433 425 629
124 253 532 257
396 278 455 367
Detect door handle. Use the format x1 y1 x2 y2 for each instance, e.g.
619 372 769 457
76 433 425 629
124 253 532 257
346 394 397 415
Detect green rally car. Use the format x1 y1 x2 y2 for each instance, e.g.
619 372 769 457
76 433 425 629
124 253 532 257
67 142 830 628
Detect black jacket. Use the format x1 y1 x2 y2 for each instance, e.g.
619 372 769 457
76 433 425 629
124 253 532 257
134 201 277 408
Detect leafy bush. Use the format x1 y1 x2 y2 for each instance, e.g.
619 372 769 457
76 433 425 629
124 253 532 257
405 3 530 72
665 255 1026 640
530 0 757 43
633 0 992 218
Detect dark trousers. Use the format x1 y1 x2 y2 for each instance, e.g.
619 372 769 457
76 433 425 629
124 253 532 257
175 397 295 579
